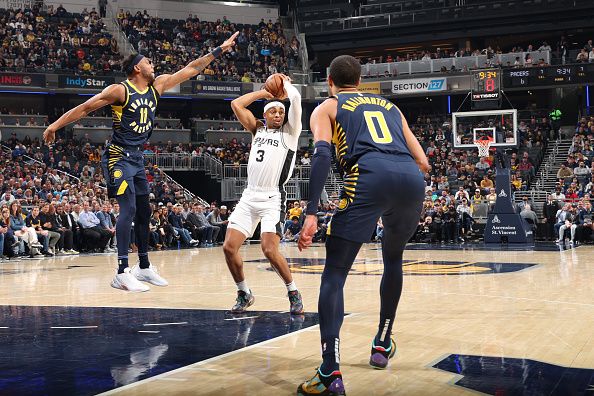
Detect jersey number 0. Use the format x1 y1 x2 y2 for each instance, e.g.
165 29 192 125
364 111 393 144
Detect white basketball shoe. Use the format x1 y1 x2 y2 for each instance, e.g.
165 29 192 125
130 265 169 287
111 268 150 292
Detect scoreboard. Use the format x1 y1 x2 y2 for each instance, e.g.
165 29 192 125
503 64 594 87
471 69 501 101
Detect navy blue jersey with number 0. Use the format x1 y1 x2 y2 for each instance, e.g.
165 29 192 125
332 92 413 173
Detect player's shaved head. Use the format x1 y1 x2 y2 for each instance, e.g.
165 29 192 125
328 55 361 88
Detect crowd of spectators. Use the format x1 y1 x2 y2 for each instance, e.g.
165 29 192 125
540 115 594 244
117 11 300 82
357 37 593 78
0 133 239 261
0 5 122 75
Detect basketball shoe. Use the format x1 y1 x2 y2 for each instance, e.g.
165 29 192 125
297 368 346 396
111 268 150 292
288 290 304 315
131 265 169 286
369 338 396 369
231 290 255 313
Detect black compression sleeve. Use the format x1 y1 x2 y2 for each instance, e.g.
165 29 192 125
306 140 332 215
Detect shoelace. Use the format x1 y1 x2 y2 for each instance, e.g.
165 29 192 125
236 293 249 305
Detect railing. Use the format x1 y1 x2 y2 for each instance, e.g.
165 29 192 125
162 172 208 206
327 51 551 79
143 152 223 179
292 9 309 75
221 163 343 202
223 164 315 180
106 2 134 57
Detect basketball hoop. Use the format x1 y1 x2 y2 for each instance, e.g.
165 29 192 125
474 136 494 158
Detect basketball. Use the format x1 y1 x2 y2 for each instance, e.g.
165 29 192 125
264 73 286 98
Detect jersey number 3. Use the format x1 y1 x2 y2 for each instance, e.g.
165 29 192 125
364 111 393 144
256 150 264 162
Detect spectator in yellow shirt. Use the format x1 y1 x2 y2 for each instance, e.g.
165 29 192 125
480 175 494 193
284 201 302 230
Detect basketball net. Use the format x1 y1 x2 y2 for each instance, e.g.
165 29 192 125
474 136 494 158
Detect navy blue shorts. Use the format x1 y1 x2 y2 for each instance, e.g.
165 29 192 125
328 153 426 244
101 144 149 199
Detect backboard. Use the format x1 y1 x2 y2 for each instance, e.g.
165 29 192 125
452 109 518 149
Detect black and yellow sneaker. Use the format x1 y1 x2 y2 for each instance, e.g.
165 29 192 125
288 290 304 315
297 368 345 396
369 338 396 369
231 290 255 313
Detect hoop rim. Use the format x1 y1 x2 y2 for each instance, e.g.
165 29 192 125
474 136 494 157
473 136 495 145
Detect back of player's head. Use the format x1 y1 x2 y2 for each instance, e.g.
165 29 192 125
328 55 361 88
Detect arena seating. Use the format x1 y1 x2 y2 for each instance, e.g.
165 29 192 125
0 5 122 74
116 11 296 81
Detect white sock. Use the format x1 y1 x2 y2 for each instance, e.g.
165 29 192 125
286 281 297 292
236 280 250 293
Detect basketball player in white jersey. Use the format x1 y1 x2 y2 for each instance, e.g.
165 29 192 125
224 74 304 314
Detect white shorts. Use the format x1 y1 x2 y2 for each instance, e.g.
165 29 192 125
228 188 284 238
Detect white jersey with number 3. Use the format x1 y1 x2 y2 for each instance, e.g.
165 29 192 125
247 125 299 189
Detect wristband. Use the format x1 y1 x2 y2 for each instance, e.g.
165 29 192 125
211 46 223 58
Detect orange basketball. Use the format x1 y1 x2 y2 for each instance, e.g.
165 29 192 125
264 73 286 98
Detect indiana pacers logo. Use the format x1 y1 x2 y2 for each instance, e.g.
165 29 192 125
129 98 156 133
251 258 537 276
113 169 123 179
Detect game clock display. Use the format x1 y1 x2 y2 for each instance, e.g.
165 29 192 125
471 69 501 101
503 64 594 87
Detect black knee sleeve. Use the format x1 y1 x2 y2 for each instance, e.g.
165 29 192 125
116 195 136 259
324 236 362 270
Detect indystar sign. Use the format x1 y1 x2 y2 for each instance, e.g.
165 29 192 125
58 75 115 89
391 78 447 94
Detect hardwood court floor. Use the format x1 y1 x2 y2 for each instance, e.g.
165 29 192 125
1 243 594 395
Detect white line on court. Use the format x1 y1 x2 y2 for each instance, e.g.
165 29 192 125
97 314 359 395
223 316 259 321
50 326 98 329
137 330 160 334
0 327 9 329
142 322 188 326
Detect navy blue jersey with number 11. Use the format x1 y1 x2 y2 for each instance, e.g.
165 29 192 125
332 92 413 173
110 79 159 147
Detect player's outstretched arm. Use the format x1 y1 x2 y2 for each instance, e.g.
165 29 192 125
43 83 125 145
282 76 302 134
153 32 239 95
230 89 273 134
298 99 336 251
397 107 430 173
